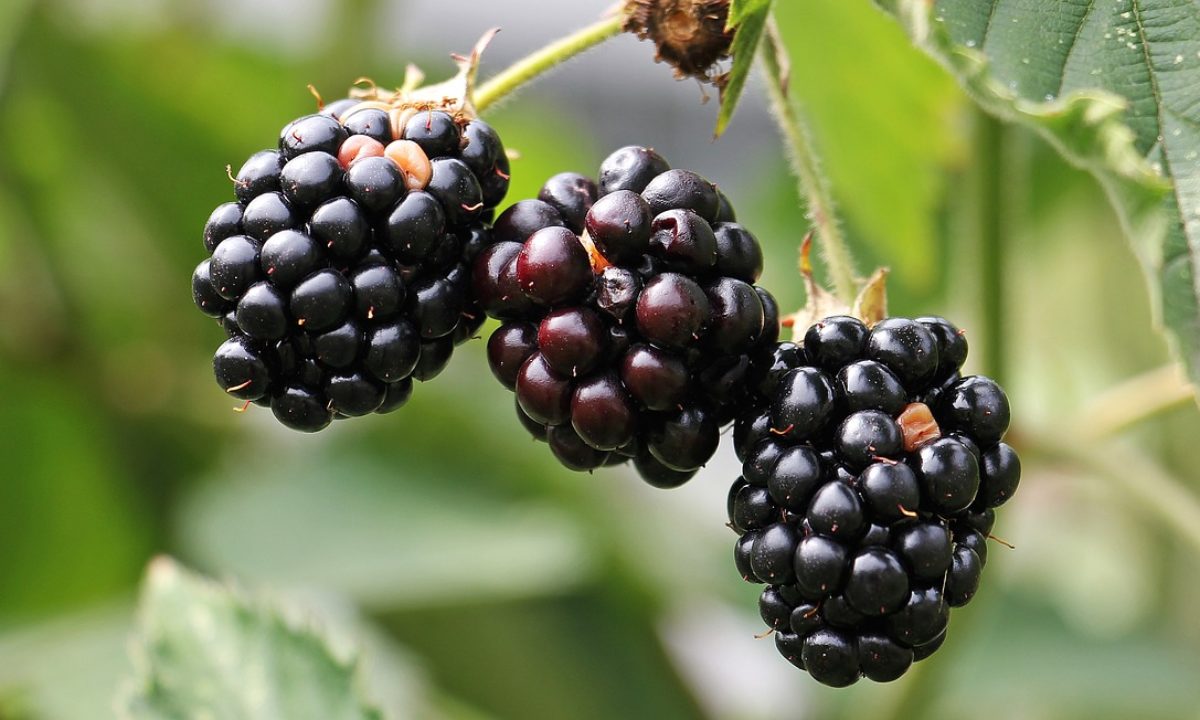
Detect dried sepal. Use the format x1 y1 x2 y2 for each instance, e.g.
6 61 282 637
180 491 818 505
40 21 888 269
624 0 734 83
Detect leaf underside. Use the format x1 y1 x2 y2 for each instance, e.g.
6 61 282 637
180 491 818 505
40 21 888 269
716 0 775 136
119 558 383 720
888 0 1200 393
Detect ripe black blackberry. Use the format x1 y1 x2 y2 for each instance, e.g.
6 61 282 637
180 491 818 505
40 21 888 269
475 146 778 485
731 315 1019 686
193 92 510 431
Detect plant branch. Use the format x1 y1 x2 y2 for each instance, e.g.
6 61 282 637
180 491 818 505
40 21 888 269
1075 364 1194 440
474 15 625 114
759 21 858 305
1018 429 1200 556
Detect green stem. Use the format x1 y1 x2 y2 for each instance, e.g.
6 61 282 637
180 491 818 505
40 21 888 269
976 113 1007 382
474 15 625 114
760 22 858 305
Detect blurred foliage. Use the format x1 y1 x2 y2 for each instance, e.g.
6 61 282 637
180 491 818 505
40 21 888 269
1 1 1199 719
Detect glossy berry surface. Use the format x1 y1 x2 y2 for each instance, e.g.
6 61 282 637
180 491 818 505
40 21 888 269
192 97 512 430
474 146 777 486
729 314 1019 686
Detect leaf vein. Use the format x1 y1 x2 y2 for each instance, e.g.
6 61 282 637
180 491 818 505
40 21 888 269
1055 0 1097 98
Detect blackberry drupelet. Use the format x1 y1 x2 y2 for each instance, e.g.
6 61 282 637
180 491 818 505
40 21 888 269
193 94 511 430
475 146 778 485
729 315 1019 685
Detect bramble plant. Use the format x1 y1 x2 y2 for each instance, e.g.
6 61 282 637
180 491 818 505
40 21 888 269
102 0 1200 712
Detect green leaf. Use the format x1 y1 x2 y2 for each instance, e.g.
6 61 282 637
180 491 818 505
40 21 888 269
883 0 1200 393
716 0 774 137
119 558 383 720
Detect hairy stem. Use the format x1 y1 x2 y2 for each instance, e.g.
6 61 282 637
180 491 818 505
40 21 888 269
475 15 625 114
1076 364 1194 440
760 22 858 305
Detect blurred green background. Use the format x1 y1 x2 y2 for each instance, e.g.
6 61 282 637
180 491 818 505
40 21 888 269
2 0 1199 718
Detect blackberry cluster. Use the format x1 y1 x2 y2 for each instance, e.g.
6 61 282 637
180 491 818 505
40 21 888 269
474 146 779 486
191 98 510 431
730 315 1019 686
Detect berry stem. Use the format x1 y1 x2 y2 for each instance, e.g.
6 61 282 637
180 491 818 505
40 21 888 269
474 15 625 114
1077 364 1194 440
759 21 858 306
976 112 1008 382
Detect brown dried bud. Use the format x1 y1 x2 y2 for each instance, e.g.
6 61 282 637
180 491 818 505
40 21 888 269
624 0 733 83
898 402 941 453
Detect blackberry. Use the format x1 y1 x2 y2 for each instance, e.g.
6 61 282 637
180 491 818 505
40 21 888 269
729 315 1019 685
192 90 511 430
475 146 777 485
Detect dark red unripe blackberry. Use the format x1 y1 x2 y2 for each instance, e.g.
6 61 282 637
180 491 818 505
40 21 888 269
633 453 697 489
570 373 636 451
595 266 642 321
794 534 849 598
837 410 903 470
914 437 980 514
800 629 860 687
585 190 653 264
547 424 609 471
646 404 719 471
487 321 538 389
857 633 913 683
704 278 765 352
804 316 867 372
619 343 689 411
493 200 564 245
539 307 607 377
939 376 1011 446
642 169 719 221
538 172 598 232
635 272 710 349
649 209 718 273
598 145 669 195
711 222 763 283
472 242 528 319
515 353 572 426
867 318 939 390
516 227 592 306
